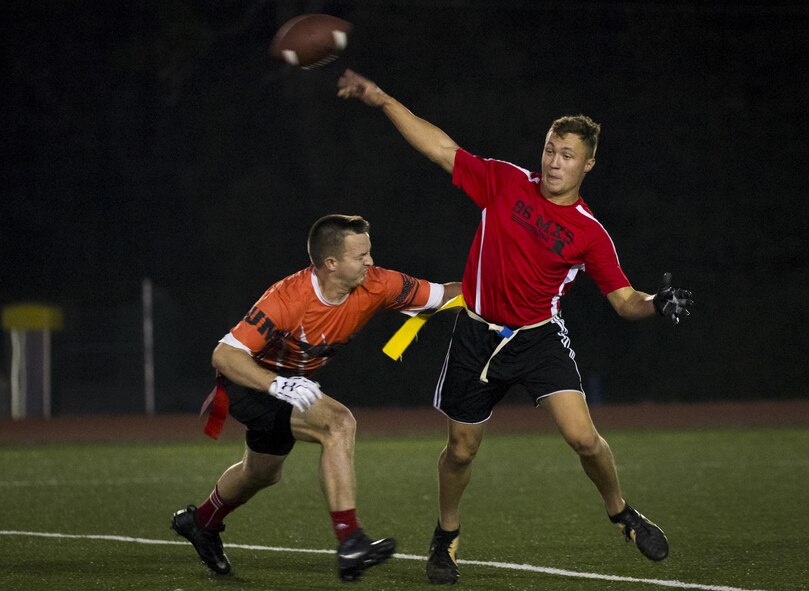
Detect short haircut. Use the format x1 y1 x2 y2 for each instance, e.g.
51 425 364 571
549 114 601 158
307 214 371 267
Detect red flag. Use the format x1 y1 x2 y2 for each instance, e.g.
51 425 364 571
200 382 229 439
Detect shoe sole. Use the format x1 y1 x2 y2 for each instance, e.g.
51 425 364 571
426 564 460 585
427 573 459 585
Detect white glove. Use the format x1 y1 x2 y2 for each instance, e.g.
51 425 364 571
268 375 323 413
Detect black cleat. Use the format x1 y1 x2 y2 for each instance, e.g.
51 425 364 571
426 531 460 584
609 503 669 561
337 528 396 582
171 505 232 575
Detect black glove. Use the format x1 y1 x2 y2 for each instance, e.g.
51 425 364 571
652 273 693 325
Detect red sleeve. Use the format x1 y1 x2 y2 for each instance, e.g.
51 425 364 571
452 148 494 208
583 228 631 295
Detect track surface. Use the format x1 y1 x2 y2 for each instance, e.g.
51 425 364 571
1 400 807 444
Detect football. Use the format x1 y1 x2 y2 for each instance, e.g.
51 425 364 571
270 14 352 69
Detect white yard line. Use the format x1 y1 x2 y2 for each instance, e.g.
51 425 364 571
0 530 767 591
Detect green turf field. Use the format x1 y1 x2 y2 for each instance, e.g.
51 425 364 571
2 427 807 590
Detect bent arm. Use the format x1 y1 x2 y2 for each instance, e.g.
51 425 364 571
211 341 277 391
337 69 459 174
606 286 656 320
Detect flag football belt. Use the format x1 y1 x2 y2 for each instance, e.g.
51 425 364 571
464 309 555 383
382 294 555 383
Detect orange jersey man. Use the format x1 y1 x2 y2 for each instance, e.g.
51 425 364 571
172 214 461 582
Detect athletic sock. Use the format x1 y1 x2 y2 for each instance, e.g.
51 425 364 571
331 508 360 543
434 521 460 542
195 486 244 529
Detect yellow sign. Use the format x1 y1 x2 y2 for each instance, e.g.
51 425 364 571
2 304 64 331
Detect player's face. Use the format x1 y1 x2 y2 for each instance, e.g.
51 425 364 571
541 132 595 202
335 232 373 288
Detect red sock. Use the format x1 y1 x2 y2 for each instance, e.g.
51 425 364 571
195 486 244 529
331 508 360 543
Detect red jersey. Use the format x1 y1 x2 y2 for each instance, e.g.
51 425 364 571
452 148 630 326
222 266 441 375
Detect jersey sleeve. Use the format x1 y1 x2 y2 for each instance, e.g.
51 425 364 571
452 148 495 208
582 227 631 295
373 267 441 313
452 149 531 210
228 285 296 354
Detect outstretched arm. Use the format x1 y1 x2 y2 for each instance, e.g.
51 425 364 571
606 273 693 324
337 69 460 174
606 286 656 320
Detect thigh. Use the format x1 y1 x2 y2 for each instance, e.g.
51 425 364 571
434 312 509 424
436 354 509 424
539 389 597 443
222 377 296 455
513 317 584 403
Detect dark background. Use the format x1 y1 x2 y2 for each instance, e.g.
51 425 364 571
2 1 808 415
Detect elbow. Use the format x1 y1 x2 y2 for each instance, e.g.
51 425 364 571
211 344 228 372
430 144 458 174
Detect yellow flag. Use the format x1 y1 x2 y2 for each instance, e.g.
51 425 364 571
382 295 465 360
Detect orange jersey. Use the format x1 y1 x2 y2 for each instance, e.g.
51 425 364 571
224 266 441 375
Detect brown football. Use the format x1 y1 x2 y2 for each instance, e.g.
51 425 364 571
270 14 352 69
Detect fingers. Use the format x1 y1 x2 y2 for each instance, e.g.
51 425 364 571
297 377 323 400
290 378 323 412
661 272 672 290
670 303 692 325
295 384 321 407
269 376 324 412
655 273 694 324
337 69 364 98
289 397 307 414
337 69 386 106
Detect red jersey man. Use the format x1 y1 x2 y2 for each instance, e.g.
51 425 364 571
171 214 461 582
338 70 692 584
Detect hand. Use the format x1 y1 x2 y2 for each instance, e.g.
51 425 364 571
269 376 323 413
652 273 693 325
337 69 388 107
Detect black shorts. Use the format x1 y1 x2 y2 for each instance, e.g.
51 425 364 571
221 377 296 455
433 310 584 424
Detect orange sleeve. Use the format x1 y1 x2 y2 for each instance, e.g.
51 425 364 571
229 277 301 354
373 267 434 312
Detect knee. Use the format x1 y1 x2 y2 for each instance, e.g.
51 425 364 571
444 438 479 468
565 429 602 456
323 403 357 445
